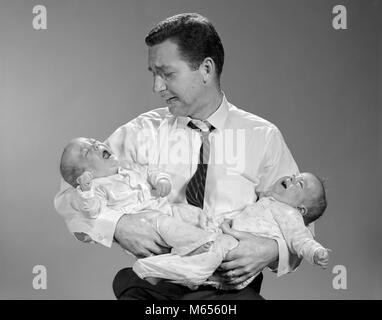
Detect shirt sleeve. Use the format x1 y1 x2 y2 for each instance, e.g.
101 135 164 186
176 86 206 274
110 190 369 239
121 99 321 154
104 110 162 168
257 127 299 192
54 179 125 248
269 237 300 277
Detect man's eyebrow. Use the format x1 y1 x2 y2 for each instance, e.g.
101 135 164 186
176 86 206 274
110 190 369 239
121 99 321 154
148 65 169 72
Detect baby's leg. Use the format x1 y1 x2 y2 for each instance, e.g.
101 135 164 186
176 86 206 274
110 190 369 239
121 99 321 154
156 215 218 256
170 203 207 228
133 234 238 287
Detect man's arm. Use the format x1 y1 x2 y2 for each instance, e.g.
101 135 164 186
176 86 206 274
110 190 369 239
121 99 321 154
218 127 301 285
54 178 170 257
114 212 170 258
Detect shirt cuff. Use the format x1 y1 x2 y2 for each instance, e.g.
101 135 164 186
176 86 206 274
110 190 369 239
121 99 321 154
90 208 125 248
269 237 291 277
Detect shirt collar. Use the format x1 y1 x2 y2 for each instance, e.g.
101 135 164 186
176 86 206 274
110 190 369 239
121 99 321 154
175 93 229 131
205 93 229 131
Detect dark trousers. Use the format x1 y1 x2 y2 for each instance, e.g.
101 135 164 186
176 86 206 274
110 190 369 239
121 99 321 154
113 268 264 300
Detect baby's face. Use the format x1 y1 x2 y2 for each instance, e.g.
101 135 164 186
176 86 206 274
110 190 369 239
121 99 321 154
268 172 323 209
65 137 119 178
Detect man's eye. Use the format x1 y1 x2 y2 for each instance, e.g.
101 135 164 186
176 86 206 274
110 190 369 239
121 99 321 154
299 182 304 188
164 72 174 78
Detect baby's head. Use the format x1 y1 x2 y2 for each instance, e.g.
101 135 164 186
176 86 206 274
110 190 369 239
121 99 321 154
268 172 327 225
60 137 119 187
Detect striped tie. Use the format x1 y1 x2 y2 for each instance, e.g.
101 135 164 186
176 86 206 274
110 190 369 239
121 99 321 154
185 120 215 209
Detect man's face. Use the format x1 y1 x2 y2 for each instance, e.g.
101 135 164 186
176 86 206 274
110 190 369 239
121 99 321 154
65 138 119 178
268 172 323 209
148 39 206 118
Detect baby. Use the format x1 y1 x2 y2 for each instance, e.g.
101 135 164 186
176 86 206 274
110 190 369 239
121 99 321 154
132 172 330 290
60 137 173 218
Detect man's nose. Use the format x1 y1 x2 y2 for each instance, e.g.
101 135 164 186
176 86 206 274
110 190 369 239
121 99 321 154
153 75 166 93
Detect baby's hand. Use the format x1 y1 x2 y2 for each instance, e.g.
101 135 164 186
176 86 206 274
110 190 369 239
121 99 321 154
155 178 171 197
76 171 93 191
314 248 330 269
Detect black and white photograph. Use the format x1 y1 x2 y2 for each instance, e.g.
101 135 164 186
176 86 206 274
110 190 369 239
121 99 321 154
0 0 381 302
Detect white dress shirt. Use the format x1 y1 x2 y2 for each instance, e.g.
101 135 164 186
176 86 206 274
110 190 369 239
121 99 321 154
54 95 301 274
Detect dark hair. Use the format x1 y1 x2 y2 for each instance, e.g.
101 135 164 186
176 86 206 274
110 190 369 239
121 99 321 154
59 144 84 188
145 13 224 81
303 177 328 225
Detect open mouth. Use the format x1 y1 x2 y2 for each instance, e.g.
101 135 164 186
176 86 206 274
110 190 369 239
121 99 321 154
102 150 111 159
281 180 287 189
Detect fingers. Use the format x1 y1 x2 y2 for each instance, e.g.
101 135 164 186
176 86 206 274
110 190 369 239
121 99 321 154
148 242 171 255
219 260 236 271
223 267 246 279
135 250 154 259
225 273 253 285
220 223 248 240
218 243 248 271
135 244 171 258
218 267 255 286
317 262 328 269
219 259 243 275
317 259 329 269
158 187 170 197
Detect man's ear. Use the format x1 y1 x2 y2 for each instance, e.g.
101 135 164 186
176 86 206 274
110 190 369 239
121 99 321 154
298 205 308 216
200 57 214 83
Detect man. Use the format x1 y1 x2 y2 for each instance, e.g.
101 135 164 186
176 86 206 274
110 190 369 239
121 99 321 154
55 13 302 300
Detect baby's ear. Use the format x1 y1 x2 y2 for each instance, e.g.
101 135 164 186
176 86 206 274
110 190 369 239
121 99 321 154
297 205 308 216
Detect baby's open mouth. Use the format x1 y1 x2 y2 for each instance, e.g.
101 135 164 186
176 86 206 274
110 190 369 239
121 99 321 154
281 180 287 189
102 150 111 159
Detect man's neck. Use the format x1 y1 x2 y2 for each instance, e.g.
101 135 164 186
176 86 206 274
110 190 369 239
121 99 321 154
192 88 223 120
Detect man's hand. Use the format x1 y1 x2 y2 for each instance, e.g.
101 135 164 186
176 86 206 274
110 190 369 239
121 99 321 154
217 221 278 286
114 212 170 258
155 178 172 197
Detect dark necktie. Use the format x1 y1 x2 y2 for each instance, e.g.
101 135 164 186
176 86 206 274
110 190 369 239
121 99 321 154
185 121 215 209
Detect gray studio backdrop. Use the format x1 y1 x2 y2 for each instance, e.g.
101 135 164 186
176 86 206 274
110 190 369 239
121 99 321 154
0 0 381 299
